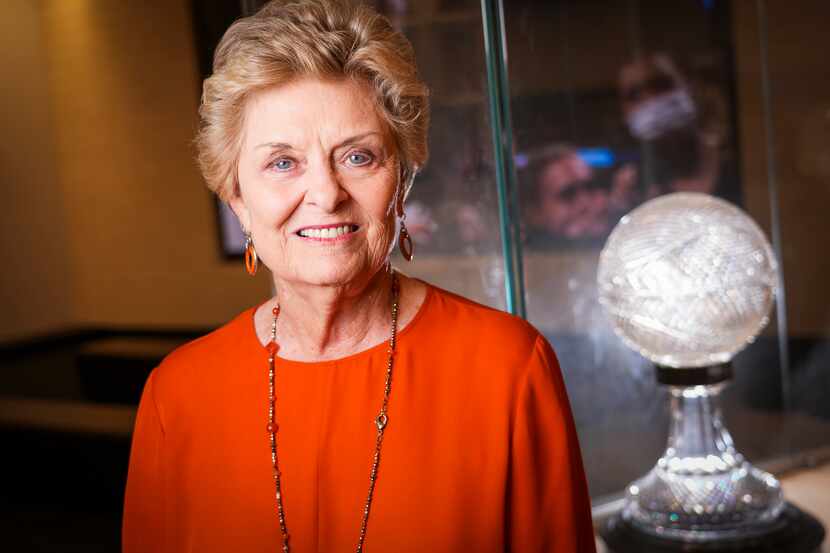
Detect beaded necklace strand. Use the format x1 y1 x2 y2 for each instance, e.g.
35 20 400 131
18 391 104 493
266 271 400 552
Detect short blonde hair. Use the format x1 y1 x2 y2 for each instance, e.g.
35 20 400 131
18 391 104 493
196 0 430 201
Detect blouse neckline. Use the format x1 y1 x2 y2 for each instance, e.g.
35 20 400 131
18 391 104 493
244 279 435 366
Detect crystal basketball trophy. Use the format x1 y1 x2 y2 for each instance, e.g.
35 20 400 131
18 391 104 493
597 193 824 552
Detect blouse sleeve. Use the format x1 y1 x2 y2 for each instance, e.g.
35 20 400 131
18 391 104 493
509 335 596 553
123 370 167 553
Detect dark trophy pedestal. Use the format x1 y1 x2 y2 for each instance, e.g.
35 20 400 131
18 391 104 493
601 502 825 553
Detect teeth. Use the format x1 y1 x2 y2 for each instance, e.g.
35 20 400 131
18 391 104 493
299 225 355 238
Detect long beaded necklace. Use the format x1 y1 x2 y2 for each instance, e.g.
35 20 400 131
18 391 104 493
266 271 400 553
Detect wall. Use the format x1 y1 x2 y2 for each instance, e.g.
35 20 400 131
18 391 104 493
38 0 270 330
0 0 74 341
733 0 830 337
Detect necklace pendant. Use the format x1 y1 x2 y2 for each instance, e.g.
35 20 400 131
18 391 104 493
375 413 388 431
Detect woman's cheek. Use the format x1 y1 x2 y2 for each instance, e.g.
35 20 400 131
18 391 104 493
255 185 300 231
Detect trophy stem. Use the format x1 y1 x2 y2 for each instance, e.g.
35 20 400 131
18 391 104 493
663 383 741 474
623 372 785 541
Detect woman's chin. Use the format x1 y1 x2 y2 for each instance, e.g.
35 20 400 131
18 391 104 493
288 260 378 289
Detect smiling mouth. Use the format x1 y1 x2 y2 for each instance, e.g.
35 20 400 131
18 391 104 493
296 224 359 239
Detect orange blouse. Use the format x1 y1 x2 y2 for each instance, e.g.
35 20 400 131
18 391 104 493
123 283 596 552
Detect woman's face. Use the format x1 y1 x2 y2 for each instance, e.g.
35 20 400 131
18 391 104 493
232 77 400 290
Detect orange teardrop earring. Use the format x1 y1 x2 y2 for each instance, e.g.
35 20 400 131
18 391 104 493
244 232 258 276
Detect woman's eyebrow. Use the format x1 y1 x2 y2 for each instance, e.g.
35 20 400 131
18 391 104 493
254 132 383 152
335 131 383 148
254 141 293 151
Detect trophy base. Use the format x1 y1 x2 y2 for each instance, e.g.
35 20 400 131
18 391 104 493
600 502 825 553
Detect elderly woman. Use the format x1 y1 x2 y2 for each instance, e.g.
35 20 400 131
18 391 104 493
123 1 595 552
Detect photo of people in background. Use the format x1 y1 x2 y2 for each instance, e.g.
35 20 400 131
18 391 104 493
520 50 741 248
401 0 743 254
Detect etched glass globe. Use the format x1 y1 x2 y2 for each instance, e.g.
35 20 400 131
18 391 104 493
597 192 784 541
598 192 777 368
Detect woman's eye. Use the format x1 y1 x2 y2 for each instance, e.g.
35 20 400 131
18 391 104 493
346 152 373 167
269 158 295 171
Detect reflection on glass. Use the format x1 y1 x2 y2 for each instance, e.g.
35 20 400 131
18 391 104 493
752 0 830 464
517 45 742 248
501 0 788 499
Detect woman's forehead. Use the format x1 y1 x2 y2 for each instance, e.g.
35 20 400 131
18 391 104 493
242 77 391 150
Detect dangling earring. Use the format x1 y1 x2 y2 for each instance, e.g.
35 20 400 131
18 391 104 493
244 232 258 276
397 168 417 262
398 216 413 262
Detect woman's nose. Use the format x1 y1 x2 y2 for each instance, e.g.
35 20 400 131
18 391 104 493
304 163 348 212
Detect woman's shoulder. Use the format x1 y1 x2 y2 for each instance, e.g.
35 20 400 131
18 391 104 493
417 280 545 359
149 306 258 392
413 282 561 399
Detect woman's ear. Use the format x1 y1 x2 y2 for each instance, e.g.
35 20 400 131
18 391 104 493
228 191 251 233
395 186 405 218
396 164 417 217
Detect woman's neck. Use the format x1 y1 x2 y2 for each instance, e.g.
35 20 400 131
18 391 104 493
255 269 407 362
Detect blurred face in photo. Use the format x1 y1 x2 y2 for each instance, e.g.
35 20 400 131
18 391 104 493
534 152 610 239
619 54 702 188
619 54 697 141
